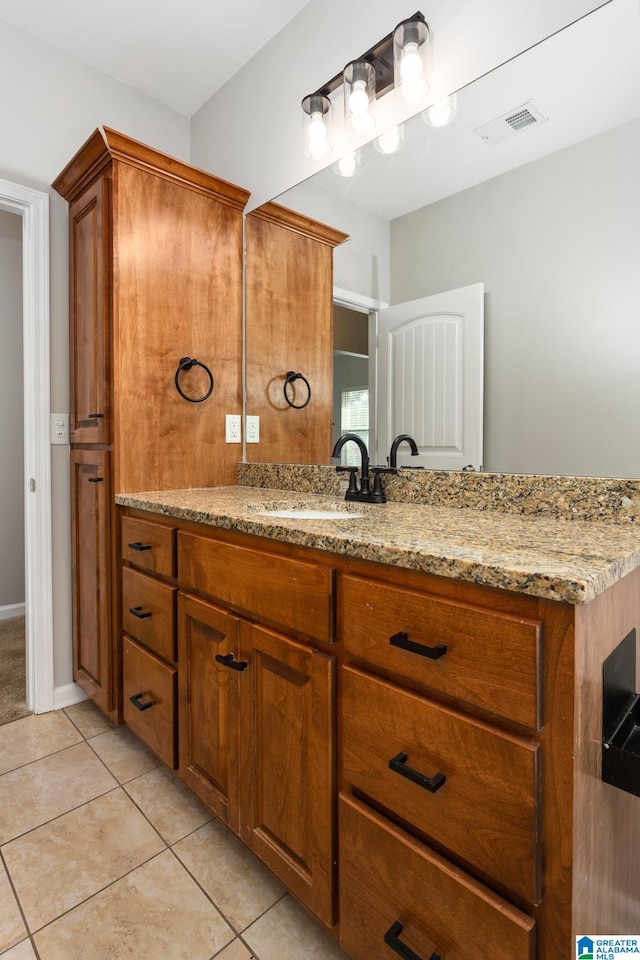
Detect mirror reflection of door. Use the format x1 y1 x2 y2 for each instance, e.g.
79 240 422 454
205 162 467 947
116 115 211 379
333 305 369 466
376 284 484 471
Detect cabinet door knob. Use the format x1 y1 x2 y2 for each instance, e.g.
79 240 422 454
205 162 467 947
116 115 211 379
389 631 447 660
384 920 440 960
129 692 154 711
215 652 248 672
128 541 152 551
128 606 152 619
389 752 446 793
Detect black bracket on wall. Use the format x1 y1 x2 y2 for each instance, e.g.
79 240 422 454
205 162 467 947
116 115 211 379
602 628 640 797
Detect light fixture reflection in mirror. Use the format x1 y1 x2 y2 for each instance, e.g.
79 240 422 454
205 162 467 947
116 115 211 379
334 151 361 178
424 94 457 127
375 125 404 155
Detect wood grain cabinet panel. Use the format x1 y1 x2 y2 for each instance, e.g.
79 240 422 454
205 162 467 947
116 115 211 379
121 516 175 577
240 621 336 928
178 593 241 831
122 636 177 768
340 573 543 728
342 666 540 903
121 566 177 663
68 176 110 445
70 449 113 714
339 793 535 960
177 531 334 644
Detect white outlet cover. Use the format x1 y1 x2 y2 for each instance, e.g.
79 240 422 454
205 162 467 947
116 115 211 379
246 415 260 443
225 414 241 443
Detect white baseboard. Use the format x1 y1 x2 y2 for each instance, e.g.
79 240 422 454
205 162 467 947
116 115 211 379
53 682 88 711
0 603 26 621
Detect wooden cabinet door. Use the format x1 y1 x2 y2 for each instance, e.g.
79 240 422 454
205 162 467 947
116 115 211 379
70 448 113 713
69 175 110 444
178 593 242 832
240 621 336 927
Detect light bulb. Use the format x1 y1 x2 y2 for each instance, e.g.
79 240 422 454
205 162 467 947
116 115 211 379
426 96 456 127
335 152 360 178
400 42 423 82
375 126 402 154
307 112 327 144
349 80 370 116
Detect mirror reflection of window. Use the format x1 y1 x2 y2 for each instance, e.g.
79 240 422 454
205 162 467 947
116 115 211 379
340 387 369 466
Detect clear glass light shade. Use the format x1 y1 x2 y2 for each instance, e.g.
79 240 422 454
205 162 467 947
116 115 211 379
334 151 361 178
393 17 430 103
302 94 333 160
374 125 404 154
424 94 457 127
344 61 376 132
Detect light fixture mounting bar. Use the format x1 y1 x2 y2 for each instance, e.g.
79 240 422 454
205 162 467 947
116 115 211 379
310 10 425 101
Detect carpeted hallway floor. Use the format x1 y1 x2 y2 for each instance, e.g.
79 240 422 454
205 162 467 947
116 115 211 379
0 616 31 726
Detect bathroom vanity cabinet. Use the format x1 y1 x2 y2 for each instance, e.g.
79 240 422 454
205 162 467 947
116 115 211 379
116 492 640 957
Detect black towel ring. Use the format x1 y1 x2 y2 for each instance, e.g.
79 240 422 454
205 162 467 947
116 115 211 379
174 357 214 403
284 371 311 409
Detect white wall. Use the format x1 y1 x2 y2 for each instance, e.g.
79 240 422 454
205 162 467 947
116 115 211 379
190 0 610 211
390 117 640 478
0 211 24 608
0 18 190 692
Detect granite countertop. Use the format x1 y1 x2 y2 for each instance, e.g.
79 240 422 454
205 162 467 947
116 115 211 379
115 484 640 605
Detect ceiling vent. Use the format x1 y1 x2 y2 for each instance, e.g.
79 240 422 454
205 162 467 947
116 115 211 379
473 101 547 145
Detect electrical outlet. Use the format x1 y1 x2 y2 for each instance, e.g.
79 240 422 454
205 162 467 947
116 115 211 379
246 415 260 443
225 414 241 443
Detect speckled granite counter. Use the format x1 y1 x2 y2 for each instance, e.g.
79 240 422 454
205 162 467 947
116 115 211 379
115 481 640 605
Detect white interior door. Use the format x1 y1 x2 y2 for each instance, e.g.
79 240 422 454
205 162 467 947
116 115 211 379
376 284 484 470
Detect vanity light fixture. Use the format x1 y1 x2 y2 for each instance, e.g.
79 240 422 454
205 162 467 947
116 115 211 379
302 93 333 159
301 12 428 159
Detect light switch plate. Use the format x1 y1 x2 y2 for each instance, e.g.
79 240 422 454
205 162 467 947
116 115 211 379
50 413 70 444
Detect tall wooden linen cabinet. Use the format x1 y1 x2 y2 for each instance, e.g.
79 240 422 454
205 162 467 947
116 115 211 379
54 128 250 721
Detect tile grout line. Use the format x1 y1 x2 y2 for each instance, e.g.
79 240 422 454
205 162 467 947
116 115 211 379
0 845 42 960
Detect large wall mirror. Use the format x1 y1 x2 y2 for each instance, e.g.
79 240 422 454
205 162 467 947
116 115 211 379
255 0 640 478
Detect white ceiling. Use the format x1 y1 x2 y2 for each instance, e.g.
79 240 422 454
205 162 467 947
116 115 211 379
0 0 312 116
306 0 640 219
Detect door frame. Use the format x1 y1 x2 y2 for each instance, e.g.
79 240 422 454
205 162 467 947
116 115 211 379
333 286 387 464
0 178 54 713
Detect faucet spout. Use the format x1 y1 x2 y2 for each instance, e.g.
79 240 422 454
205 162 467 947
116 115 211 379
331 433 390 502
389 434 419 469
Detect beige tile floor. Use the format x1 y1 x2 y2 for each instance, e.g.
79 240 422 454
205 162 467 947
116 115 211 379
0 702 350 960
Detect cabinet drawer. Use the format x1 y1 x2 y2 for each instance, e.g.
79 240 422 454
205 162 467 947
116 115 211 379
122 636 177 768
122 566 177 663
340 574 542 728
342 666 539 903
178 532 334 644
339 793 535 960
122 517 175 577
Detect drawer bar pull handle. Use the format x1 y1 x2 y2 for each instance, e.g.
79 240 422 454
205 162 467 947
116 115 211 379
389 631 447 660
384 921 440 960
87 412 104 419
128 541 152 551
129 692 154 711
129 606 152 620
215 652 249 672
87 477 104 483
389 752 446 793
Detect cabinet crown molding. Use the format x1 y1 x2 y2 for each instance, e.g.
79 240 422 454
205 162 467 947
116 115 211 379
53 126 251 210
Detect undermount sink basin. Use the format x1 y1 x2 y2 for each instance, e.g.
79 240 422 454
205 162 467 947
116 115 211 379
247 500 363 521
258 508 362 520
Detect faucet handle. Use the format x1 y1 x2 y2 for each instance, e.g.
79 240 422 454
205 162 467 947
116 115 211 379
336 465 359 497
